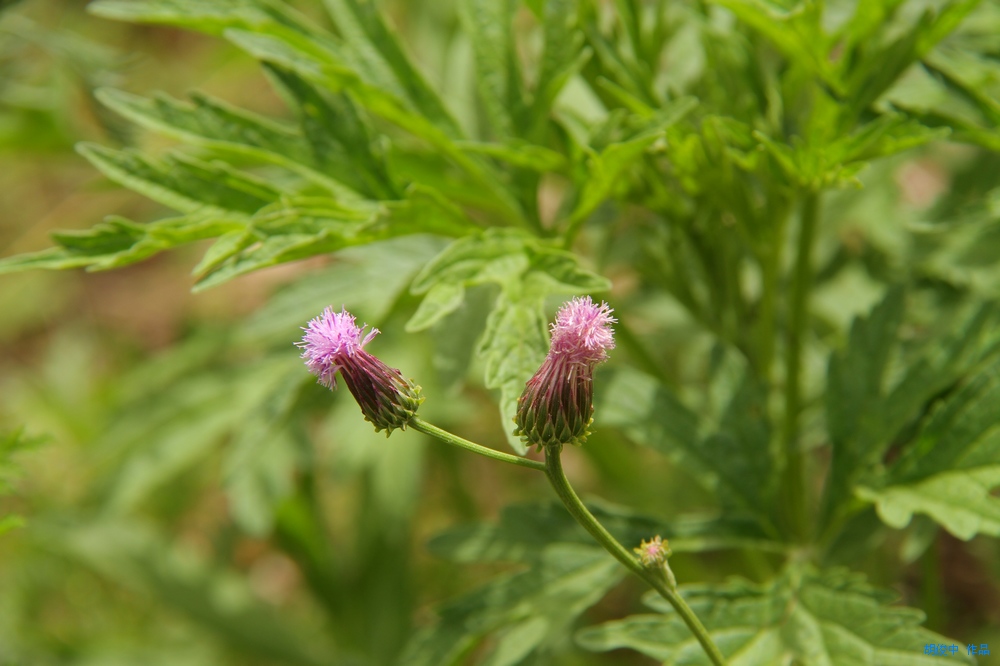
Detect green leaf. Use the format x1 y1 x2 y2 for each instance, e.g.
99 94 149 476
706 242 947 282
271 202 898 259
457 140 569 172
567 98 696 225
858 359 1000 539
596 364 778 535
529 0 587 134
77 143 282 215
477 284 549 454
710 0 840 94
0 214 243 275
402 542 622 666
842 0 982 119
824 288 907 518
192 193 470 290
47 519 337 666
321 0 459 136
461 0 523 137
577 567 973 665
833 113 951 164
95 86 356 197
89 0 315 37
263 64 397 199
406 282 467 332
824 293 1000 532
0 427 46 495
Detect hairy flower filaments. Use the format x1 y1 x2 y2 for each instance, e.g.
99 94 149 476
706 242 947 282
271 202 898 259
299 307 422 435
514 296 616 450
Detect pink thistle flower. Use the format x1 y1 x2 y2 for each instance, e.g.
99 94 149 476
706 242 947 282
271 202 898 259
298 307 422 435
514 297 616 450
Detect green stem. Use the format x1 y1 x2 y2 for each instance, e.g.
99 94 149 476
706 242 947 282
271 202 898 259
779 193 819 541
409 418 546 472
544 447 727 666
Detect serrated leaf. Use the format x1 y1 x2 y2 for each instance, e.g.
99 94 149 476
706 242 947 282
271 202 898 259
96 87 355 196
193 193 469 290
264 64 397 199
0 214 244 276
577 567 973 665
824 288 906 516
462 0 523 137
405 282 467 332
529 0 586 135
321 0 459 136
842 0 982 119
858 360 1000 539
478 285 549 454
402 544 622 666
824 294 1000 530
710 0 840 95
77 143 282 215
568 98 696 224
834 113 951 163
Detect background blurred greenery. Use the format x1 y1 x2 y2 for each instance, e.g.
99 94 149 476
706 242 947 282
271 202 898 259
0 0 999 665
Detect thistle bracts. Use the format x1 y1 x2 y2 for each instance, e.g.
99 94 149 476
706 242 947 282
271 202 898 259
299 307 422 435
514 297 616 450
634 535 677 589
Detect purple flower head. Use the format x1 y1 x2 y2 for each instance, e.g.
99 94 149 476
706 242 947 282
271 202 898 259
514 297 616 450
549 296 617 364
299 307 422 435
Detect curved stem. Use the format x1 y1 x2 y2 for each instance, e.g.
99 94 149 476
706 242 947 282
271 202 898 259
544 447 727 666
409 418 546 472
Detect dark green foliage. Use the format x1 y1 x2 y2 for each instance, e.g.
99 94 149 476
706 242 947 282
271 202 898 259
2 0 1000 664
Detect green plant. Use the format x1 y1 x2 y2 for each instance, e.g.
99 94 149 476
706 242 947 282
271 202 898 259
2 0 1000 664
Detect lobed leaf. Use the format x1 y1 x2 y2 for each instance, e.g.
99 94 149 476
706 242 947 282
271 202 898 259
858 360 1000 539
824 292 1000 534
577 567 973 665
461 0 523 138
402 542 622 666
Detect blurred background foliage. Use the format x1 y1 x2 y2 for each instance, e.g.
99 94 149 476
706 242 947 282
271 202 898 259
0 0 998 665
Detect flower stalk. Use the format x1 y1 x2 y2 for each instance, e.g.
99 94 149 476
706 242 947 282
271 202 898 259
544 446 726 666
409 420 727 664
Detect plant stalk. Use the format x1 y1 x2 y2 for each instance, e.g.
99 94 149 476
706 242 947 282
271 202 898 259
409 418 546 471
544 447 727 666
779 193 819 541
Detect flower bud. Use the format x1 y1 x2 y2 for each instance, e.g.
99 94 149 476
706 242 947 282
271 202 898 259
299 307 422 435
514 296 616 450
634 535 676 588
